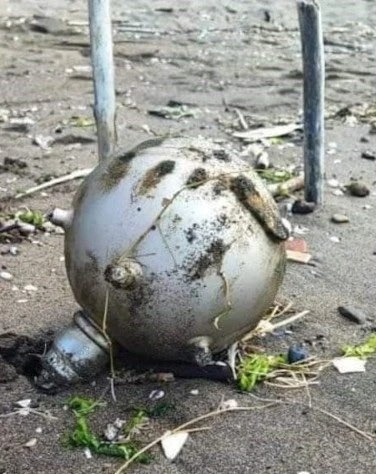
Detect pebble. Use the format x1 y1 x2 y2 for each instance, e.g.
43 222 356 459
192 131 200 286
0 271 13 281
149 389 165 401
327 178 340 188
360 136 369 143
84 447 92 459
332 189 344 196
255 151 270 169
24 284 38 292
338 305 367 325
287 345 309 364
331 213 349 224
291 200 315 214
24 438 37 448
347 181 370 197
18 222 36 236
361 151 376 161
329 236 340 243
190 389 199 395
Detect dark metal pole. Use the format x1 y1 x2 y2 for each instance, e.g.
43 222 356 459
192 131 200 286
297 0 325 205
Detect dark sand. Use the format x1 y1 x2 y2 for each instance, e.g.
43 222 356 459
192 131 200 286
1 1 376 473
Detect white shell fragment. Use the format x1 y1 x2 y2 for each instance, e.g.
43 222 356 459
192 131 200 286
0 271 13 281
15 399 31 408
24 438 37 448
332 357 366 374
218 399 239 410
161 431 189 460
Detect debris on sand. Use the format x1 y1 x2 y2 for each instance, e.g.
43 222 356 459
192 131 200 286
286 250 312 264
285 240 311 264
0 271 13 281
32 135 54 150
346 181 370 197
361 151 376 161
67 396 151 462
24 438 38 448
148 103 198 120
332 357 366 374
338 305 367 325
285 238 308 253
331 213 349 224
342 334 376 358
237 354 285 391
233 123 301 142
161 431 189 460
291 199 315 214
287 345 309 364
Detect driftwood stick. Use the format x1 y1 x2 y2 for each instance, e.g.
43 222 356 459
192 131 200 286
267 175 304 197
297 0 325 205
88 0 116 161
14 169 92 200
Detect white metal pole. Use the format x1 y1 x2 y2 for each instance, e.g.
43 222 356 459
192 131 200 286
297 0 325 205
88 0 116 161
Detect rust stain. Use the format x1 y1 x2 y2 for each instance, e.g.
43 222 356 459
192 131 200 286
137 160 175 196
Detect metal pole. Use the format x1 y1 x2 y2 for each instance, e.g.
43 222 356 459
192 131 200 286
88 0 116 161
297 0 325 205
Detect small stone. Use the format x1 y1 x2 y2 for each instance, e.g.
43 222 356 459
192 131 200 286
331 214 349 224
18 222 36 236
360 136 369 143
327 178 340 188
329 236 340 243
287 345 309 364
0 271 13 281
35 427 43 434
291 200 315 214
104 423 118 442
338 305 367 325
255 152 270 169
149 389 165 401
347 181 370 197
24 438 37 448
15 399 31 408
24 284 38 292
190 389 199 395
361 151 376 161
332 189 344 196
84 447 92 459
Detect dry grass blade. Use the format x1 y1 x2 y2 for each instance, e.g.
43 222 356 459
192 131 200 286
99 288 117 402
241 306 309 342
14 168 92 200
247 393 375 442
113 403 276 473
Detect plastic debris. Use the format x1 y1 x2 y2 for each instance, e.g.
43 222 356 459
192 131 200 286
161 431 189 460
332 357 366 374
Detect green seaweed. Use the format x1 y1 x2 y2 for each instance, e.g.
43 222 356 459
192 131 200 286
237 354 286 391
257 169 294 184
16 209 45 227
342 334 376 359
66 396 150 462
